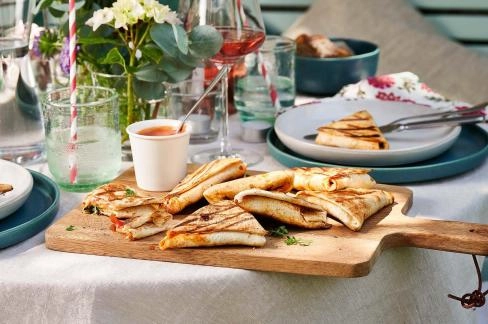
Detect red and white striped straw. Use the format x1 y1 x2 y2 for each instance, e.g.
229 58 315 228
257 51 281 112
68 0 78 184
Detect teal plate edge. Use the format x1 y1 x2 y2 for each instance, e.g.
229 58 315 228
0 170 60 249
267 125 488 184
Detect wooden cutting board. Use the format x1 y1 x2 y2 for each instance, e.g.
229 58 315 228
45 166 488 277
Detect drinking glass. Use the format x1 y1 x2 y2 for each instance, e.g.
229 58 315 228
42 86 121 192
0 0 45 164
178 0 266 165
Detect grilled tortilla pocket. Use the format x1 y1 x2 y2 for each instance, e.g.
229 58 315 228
163 158 247 214
296 188 394 231
315 110 389 150
234 189 330 229
160 200 267 250
82 183 164 214
292 167 375 191
203 170 294 204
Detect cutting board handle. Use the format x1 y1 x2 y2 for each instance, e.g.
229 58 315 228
383 216 488 255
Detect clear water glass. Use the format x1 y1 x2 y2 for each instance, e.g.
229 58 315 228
42 86 121 192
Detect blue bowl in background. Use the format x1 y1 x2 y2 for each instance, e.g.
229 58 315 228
295 38 380 96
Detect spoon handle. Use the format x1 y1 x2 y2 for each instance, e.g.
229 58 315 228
176 67 228 133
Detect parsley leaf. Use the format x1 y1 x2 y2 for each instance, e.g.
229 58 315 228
125 188 136 197
66 225 75 231
285 236 312 246
270 225 289 238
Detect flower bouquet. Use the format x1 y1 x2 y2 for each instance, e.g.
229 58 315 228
35 0 223 140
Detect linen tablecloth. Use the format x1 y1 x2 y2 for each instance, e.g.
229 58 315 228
0 114 487 324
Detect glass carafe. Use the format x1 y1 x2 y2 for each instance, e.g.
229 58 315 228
0 0 45 164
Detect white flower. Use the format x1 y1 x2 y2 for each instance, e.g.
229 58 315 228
162 11 181 25
86 7 114 31
112 0 145 29
135 49 142 60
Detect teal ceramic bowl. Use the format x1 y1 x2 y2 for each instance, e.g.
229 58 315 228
295 38 380 96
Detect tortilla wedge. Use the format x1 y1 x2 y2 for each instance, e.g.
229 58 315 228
296 188 394 231
163 158 247 214
160 200 267 250
82 183 164 213
234 189 330 229
203 170 294 204
315 110 389 150
0 183 13 194
292 167 375 191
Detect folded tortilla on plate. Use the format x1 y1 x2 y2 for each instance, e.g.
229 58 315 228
296 188 394 231
163 158 247 214
292 167 375 191
160 200 267 250
315 110 389 150
234 189 330 229
203 170 294 204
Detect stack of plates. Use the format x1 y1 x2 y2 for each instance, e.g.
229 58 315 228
268 99 488 183
0 160 59 248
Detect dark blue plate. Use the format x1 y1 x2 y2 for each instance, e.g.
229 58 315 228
267 125 488 184
0 170 60 249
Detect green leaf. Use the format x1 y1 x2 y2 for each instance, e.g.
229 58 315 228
172 24 189 55
66 225 75 231
284 236 312 246
77 37 121 46
125 188 135 197
141 44 164 64
177 51 202 68
160 56 193 83
188 25 223 59
270 225 289 238
101 48 127 72
133 79 165 101
150 23 179 57
134 65 168 83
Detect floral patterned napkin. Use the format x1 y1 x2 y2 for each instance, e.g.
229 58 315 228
334 72 470 110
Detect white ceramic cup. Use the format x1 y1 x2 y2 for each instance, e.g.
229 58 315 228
127 119 191 191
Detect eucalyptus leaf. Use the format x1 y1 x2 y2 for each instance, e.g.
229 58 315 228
160 56 194 83
177 51 202 68
188 25 223 58
133 79 165 101
101 48 127 72
172 24 189 55
134 65 168 82
150 23 179 57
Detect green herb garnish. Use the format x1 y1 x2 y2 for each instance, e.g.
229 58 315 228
66 225 75 231
125 188 136 197
285 236 312 246
270 225 289 238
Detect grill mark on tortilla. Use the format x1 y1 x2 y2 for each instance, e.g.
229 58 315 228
172 206 254 234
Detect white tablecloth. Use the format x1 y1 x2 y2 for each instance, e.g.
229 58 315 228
1 114 487 324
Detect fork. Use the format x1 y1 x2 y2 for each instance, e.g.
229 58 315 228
302 102 487 140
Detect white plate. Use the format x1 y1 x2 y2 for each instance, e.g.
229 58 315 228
0 160 34 220
274 99 461 166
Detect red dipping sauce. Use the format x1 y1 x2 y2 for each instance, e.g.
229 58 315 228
137 124 185 136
